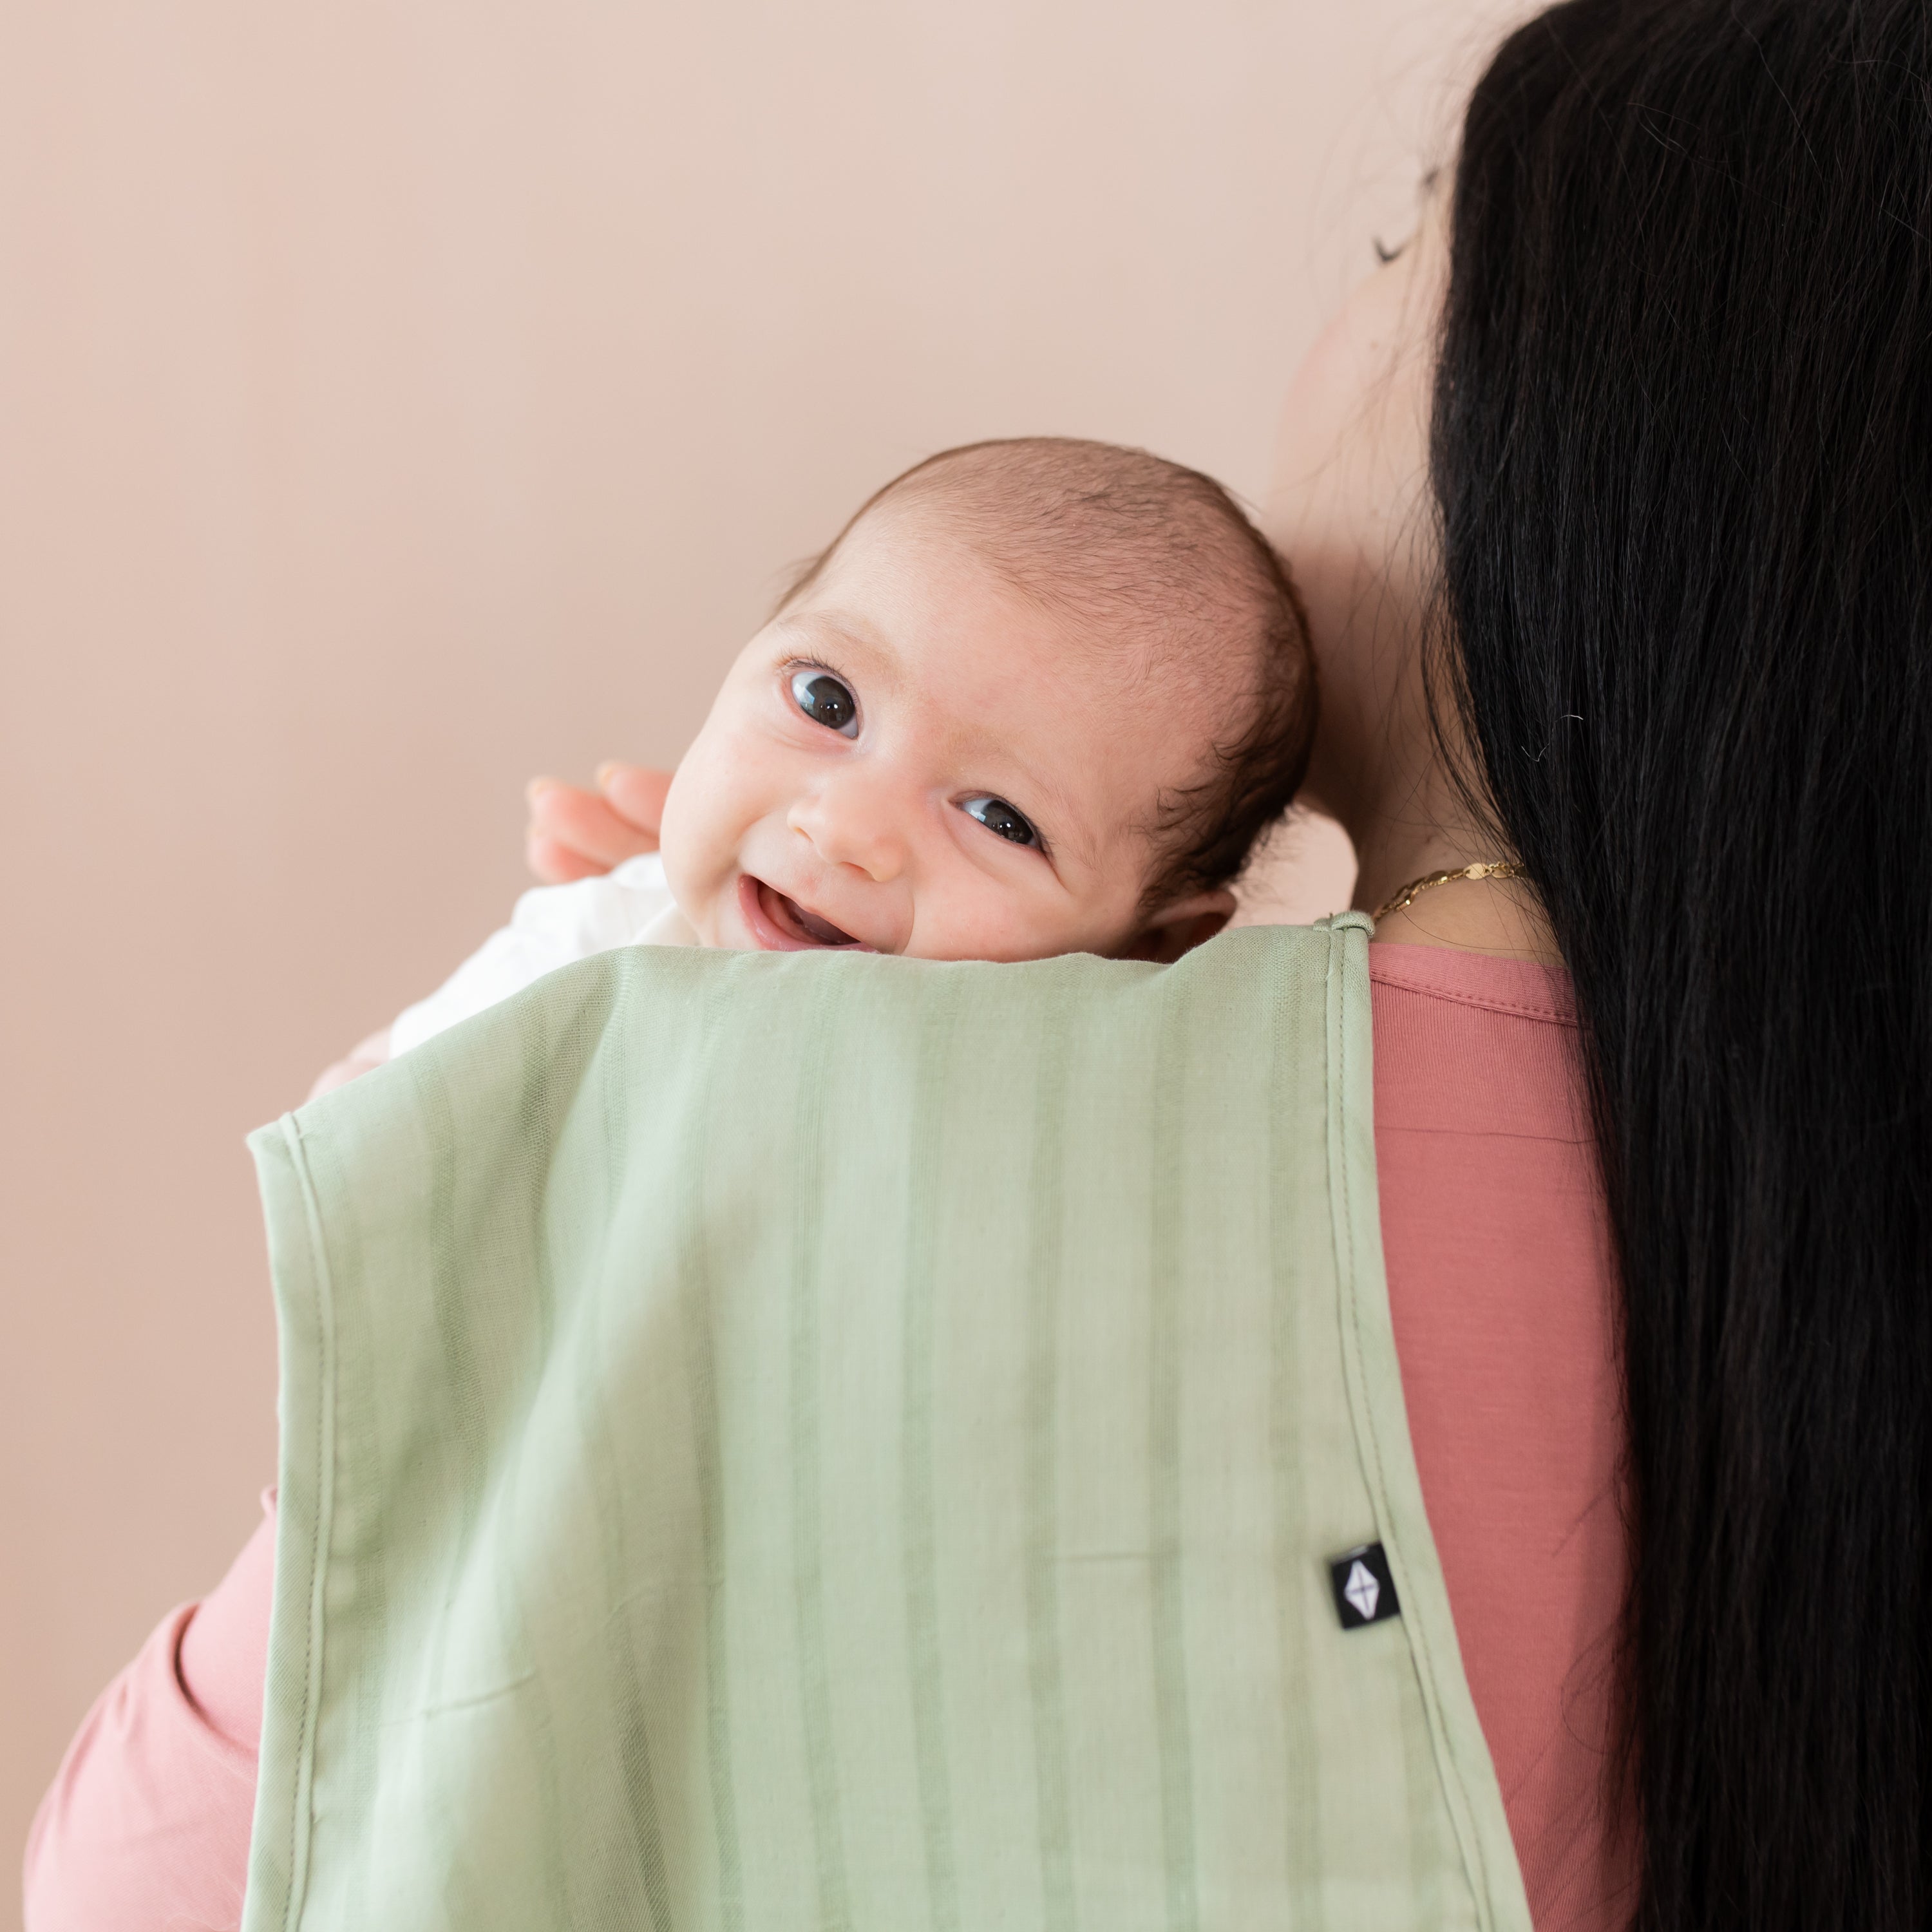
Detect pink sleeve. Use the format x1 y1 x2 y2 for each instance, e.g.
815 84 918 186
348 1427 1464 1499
23 1498 275 1932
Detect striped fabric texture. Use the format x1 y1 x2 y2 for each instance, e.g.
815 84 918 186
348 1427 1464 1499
242 916 1531 1932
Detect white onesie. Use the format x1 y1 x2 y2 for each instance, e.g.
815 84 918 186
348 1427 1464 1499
388 852 698 1056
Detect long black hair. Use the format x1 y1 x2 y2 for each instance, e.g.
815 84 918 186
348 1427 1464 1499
1431 2 1932 1925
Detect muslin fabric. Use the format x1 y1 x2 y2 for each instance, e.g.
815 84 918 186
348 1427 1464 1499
242 916 1530 1932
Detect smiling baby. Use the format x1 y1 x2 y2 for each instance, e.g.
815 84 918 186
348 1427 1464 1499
386 437 1315 1058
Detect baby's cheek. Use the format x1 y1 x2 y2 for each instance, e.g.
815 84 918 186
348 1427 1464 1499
909 878 1099 963
659 735 772 936
658 765 731 931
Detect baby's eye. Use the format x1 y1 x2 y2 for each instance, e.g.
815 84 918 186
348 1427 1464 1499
791 667 858 737
959 793 1039 847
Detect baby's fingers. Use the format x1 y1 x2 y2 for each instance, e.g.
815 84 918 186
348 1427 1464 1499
525 827 612 886
594 762 673 841
524 772 665 881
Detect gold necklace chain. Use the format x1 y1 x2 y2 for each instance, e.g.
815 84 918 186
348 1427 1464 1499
1371 860 1524 925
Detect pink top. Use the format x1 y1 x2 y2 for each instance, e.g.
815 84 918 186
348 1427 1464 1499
23 947 1636 1930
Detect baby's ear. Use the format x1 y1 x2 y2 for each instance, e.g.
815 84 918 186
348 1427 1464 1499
1117 888 1237 964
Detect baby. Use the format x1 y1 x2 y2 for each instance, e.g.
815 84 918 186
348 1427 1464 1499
383 436 1314 1061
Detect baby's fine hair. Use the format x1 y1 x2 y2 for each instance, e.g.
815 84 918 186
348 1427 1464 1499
778 437 1318 915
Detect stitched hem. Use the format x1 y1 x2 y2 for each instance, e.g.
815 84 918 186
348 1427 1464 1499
1369 954 1576 1028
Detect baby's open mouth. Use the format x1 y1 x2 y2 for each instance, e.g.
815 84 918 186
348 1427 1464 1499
743 875 862 949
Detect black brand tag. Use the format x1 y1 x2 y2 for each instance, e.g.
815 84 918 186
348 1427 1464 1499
1328 1541 1400 1629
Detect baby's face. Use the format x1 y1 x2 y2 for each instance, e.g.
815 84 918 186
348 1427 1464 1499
658 504 1226 961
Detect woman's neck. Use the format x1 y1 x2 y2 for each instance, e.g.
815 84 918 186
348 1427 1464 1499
1317 733 1563 964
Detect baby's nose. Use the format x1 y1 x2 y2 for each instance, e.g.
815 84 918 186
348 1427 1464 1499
790 781 909 884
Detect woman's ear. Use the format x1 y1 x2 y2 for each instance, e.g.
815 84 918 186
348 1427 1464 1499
1115 888 1238 963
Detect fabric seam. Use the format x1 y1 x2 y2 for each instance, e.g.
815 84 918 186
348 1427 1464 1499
275 1113 337 1932
1368 965 1576 1028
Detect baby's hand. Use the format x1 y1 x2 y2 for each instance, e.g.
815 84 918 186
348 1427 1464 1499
525 762 673 883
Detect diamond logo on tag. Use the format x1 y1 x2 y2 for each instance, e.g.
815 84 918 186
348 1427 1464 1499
1342 1559 1380 1622
1328 1541 1400 1629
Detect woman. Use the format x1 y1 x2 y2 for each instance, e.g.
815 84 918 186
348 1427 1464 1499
28 2 1929 1927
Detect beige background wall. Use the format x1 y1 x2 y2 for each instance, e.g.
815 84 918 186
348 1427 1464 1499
1 0 1519 1913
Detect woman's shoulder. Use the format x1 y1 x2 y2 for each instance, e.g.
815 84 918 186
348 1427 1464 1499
1368 942 1587 1142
